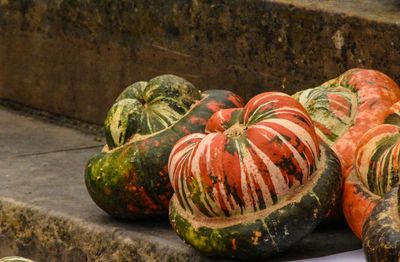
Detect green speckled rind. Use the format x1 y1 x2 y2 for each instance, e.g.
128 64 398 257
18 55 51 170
169 143 342 259
104 75 201 149
292 82 358 145
362 187 400 262
384 102 400 127
86 90 244 219
104 98 144 149
385 114 400 127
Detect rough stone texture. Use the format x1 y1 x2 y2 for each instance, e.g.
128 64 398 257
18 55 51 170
0 107 203 261
1 0 399 124
0 199 204 262
0 106 361 261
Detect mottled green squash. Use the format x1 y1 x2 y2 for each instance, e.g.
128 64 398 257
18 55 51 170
362 186 400 261
104 76 201 149
85 75 244 219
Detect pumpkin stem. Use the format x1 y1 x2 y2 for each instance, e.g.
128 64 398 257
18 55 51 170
224 123 246 138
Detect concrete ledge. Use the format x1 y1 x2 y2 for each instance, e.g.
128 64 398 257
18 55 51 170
0 198 203 262
0 107 203 261
0 197 361 262
1 0 400 124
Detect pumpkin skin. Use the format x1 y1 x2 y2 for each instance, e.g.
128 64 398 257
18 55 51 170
168 92 342 259
362 186 400 262
385 101 400 126
343 123 400 239
85 75 244 219
293 69 400 177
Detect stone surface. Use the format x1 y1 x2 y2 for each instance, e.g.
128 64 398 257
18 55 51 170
0 106 361 261
0 107 203 261
0 109 102 157
1 0 400 124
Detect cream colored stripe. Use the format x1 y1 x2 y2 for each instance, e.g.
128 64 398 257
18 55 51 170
178 154 192 212
355 133 388 186
253 123 309 179
265 118 318 162
245 93 292 123
168 133 205 182
234 140 254 213
191 133 219 216
247 139 289 200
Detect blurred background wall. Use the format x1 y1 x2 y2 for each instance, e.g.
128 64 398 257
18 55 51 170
1 0 399 124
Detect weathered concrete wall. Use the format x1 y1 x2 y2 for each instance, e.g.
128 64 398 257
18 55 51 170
1 0 399 124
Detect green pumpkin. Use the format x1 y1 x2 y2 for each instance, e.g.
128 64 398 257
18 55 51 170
362 186 400 261
104 76 202 149
85 75 244 219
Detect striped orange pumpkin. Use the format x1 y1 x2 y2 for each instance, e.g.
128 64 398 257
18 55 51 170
294 69 400 178
168 92 342 259
343 100 400 238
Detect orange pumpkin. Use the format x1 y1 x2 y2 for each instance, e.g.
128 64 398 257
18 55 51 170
343 101 400 238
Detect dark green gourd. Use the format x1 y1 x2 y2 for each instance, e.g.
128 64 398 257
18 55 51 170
85 75 244 219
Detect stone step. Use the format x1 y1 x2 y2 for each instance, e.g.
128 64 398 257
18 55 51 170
0 106 360 261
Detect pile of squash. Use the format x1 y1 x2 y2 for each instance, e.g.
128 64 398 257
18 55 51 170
85 69 400 260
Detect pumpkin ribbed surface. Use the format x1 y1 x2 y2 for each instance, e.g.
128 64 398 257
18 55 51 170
85 75 244 219
168 92 342 259
169 92 320 218
294 69 400 176
343 124 400 238
104 75 201 149
355 125 400 196
294 85 357 145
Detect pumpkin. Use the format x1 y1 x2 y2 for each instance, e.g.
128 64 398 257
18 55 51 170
362 186 400 261
85 75 244 219
168 92 342 259
343 120 400 239
293 69 400 178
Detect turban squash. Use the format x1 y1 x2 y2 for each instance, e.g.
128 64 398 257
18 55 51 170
293 69 400 177
85 75 244 219
168 92 342 259
362 186 400 261
343 101 400 239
